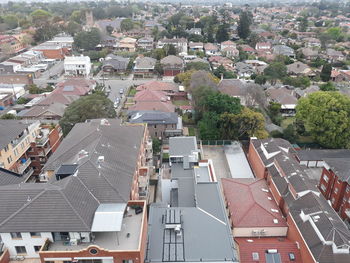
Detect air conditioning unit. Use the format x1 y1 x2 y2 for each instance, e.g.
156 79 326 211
70 238 80 246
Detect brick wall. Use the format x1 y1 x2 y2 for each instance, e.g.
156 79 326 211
0 74 33 85
247 141 266 179
286 214 316 263
0 249 10 263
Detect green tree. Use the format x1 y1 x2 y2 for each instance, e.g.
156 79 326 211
283 124 297 143
255 75 267 85
70 10 83 24
59 94 116 136
320 62 332 82
163 44 177 56
264 62 287 84
74 28 101 51
320 82 336 91
152 138 161 153
185 62 210 71
120 18 134 32
0 113 17 119
65 21 82 36
267 102 282 125
30 9 52 26
3 14 18 29
237 11 252 39
299 16 308 32
296 91 350 148
216 24 229 43
106 25 114 35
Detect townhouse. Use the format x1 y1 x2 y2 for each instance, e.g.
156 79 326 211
146 137 239 263
156 38 188 55
248 138 350 263
160 55 184 77
64 56 92 77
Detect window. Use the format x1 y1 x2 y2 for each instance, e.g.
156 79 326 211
4 145 9 152
34 246 41 252
323 174 329 182
252 252 259 261
21 142 24 149
331 197 335 204
122 260 133 263
30 232 41 238
14 149 19 156
289 253 296 261
7 156 12 164
346 186 350 193
335 188 339 194
15 246 27 254
320 184 326 192
11 232 22 239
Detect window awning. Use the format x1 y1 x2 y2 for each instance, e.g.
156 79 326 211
91 203 127 232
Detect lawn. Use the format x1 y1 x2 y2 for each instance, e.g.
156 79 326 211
128 87 137 96
281 117 295 129
188 127 196 136
173 100 190 106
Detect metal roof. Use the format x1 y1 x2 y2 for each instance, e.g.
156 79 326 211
91 203 127 232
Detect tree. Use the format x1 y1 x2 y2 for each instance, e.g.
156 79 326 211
163 44 177 56
74 28 101 51
216 24 229 43
255 75 267 85
59 94 116 136
65 21 82 36
120 18 134 32
237 11 252 39
282 76 311 88
3 14 18 29
34 24 61 43
185 62 210 71
152 138 161 153
219 108 268 140
70 10 83 24
320 82 336 91
283 124 297 143
16 97 30 104
267 101 282 125
264 62 287 84
30 9 52 26
0 113 17 119
320 62 332 82
299 16 308 32
106 25 114 35
296 91 350 148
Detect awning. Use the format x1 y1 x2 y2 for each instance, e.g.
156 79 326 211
91 203 127 232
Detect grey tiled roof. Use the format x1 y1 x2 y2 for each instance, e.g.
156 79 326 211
0 168 28 186
0 120 31 150
128 111 178 125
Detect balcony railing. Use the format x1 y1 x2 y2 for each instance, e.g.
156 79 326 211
17 159 31 174
36 135 49 147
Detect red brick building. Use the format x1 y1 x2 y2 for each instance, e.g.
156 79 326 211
27 123 63 177
247 138 350 263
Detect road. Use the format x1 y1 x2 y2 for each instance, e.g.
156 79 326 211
34 61 64 87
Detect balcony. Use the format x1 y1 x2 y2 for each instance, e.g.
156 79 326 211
35 129 50 147
17 159 31 174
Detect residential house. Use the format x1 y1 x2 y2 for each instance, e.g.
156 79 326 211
204 43 219 56
218 79 255 106
117 37 137 52
273 45 295 58
234 62 256 78
222 46 239 58
64 56 91 77
299 47 319 60
98 35 118 49
326 49 345 62
303 37 321 48
255 42 272 52
102 54 130 73
209 56 233 70
160 55 184 76
0 61 22 73
136 81 178 93
186 28 201 35
54 78 96 96
0 120 150 263
133 56 157 78
188 42 204 52
220 40 236 51
157 38 188 55
18 103 67 120
130 89 175 113
95 18 124 33
128 111 182 139
266 87 297 116
137 37 154 51
7 50 44 67
331 70 350 82
287 61 314 77
0 35 25 58
0 74 33 85
146 137 239 263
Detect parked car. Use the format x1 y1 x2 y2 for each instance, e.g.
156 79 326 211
119 88 124 94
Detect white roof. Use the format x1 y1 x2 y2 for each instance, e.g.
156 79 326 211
91 203 127 232
64 56 91 64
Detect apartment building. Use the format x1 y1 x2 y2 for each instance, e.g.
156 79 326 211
0 120 63 181
248 138 350 263
64 56 91 77
0 119 152 263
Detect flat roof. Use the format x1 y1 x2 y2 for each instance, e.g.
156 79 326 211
224 143 254 179
169 136 198 157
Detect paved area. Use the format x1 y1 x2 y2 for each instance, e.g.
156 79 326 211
34 61 64 87
202 146 232 180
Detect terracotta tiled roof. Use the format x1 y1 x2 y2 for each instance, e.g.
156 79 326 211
222 178 287 228
235 237 302 263
136 81 177 92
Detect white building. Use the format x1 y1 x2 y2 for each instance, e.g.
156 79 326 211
64 56 91 77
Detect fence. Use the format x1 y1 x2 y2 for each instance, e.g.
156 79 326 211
199 140 232 146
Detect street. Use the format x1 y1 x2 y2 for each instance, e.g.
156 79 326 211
34 61 64 87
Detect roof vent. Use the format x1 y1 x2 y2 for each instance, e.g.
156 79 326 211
78 149 89 159
268 197 272 200
27 196 31 202
262 188 269 192
98 156 105 163
271 209 279 213
247 239 254 243
273 219 279 224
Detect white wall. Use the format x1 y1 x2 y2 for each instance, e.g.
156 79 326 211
0 232 53 258
233 227 288 237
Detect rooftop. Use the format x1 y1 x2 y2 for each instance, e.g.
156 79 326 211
169 136 198 157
